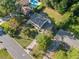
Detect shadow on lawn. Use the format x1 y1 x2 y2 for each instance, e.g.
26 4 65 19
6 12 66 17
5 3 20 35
48 40 70 52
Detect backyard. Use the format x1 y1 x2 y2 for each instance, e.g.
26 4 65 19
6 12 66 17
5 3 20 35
43 7 72 26
43 7 62 24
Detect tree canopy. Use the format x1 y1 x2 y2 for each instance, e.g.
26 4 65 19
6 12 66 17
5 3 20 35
0 0 16 16
36 33 52 51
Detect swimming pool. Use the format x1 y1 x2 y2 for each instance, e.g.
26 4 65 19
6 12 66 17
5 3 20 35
30 0 39 8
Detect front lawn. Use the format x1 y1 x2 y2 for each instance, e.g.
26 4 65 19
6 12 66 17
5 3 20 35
0 49 13 59
15 38 32 48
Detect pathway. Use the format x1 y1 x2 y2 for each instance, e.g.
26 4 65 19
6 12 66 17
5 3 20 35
25 40 37 54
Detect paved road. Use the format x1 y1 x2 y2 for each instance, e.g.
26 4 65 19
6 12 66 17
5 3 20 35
0 34 32 59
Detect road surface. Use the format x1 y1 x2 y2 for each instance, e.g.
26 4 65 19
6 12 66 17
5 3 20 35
0 34 32 59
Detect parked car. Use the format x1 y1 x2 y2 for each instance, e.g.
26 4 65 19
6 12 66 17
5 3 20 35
0 27 4 35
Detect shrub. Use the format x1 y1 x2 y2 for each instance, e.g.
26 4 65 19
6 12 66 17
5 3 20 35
36 33 52 51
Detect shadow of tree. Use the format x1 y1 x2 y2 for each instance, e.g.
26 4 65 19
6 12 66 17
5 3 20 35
47 40 70 52
13 35 22 39
57 41 70 51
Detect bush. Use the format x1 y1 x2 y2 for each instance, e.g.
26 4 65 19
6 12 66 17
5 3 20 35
36 33 52 51
54 48 79 59
57 12 72 28
1 18 19 33
31 46 44 59
67 48 79 59
37 2 45 10
54 50 67 59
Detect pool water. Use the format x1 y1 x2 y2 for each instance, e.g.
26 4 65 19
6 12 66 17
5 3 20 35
30 0 39 8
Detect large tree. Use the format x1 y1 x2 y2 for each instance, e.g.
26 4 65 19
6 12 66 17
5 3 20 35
0 0 16 16
36 33 52 51
54 50 67 59
67 48 79 59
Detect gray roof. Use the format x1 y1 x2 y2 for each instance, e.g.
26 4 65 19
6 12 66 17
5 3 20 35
28 13 53 29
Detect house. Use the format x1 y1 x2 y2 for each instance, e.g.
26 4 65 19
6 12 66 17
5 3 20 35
21 5 31 15
27 13 53 31
19 0 41 15
54 29 79 48
19 0 31 15
20 0 29 6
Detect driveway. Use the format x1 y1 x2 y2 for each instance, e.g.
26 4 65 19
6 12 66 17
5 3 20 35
55 29 79 48
0 34 32 59
25 40 36 54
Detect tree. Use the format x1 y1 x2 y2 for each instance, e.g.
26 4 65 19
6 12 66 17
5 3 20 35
1 18 19 33
67 48 79 59
54 50 67 59
0 0 16 16
36 33 52 51
57 0 68 14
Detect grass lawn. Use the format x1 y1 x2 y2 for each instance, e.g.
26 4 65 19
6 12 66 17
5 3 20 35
43 7 72 26
0 49 13 59
15 38 32 48
43 7 62 24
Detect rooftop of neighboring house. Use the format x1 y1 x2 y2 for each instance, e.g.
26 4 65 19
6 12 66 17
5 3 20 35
19 0 41 15
27 13 53 30
20 0 29 5
20 0 41 6
21 5 31 15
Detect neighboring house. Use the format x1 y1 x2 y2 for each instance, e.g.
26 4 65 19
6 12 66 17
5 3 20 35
27 13 54 31
19 0 31 15
20 0 29 6
54 29 79 48
21 5 31 15
19 0 41 15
